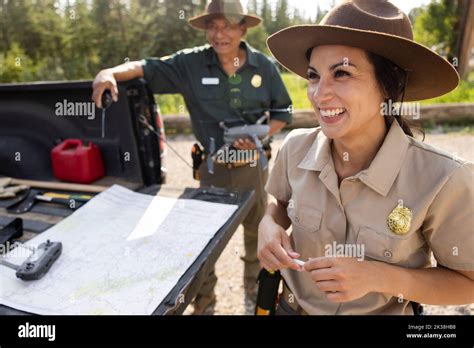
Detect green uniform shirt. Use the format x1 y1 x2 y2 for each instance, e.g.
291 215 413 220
142 41 292 152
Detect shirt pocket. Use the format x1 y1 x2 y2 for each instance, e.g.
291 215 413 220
288 206 334 257
287 206 323 234
356 226 427 267
241 88 270 109
195 83 226 101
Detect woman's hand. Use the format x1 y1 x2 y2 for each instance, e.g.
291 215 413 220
304 257 380 303
92 69 119 108
258 215 303 272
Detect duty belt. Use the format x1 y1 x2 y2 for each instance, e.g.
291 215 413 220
210 148 271 169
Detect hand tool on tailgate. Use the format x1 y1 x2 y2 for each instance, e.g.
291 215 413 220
0 218 23 246
7 189 82 214
101 90 113 138
43 192 92 202
35 194 84 209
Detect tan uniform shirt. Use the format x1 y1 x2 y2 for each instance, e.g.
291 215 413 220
265 120 474 314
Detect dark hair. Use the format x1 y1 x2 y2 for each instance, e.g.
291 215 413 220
365 51 424 140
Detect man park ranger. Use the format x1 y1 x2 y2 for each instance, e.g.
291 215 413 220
92 0 292 314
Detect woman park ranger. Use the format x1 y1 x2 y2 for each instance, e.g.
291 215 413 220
258 0 473 315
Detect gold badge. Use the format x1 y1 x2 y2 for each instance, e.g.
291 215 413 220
251 74 262 88
387 203 412 235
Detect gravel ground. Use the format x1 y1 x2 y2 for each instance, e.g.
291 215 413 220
161 130 473 315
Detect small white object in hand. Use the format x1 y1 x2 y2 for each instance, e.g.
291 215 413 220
293 259 305 267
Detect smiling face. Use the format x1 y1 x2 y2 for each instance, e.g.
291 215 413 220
306 45 386 141
206 16 246 55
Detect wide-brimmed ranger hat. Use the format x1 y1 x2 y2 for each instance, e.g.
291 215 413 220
267 0 459 101
189 0 262 30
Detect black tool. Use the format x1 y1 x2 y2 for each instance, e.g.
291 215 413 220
101 90 113 138
35 195 82 209
0 218 23 246
7 189 42 214
207 137 216 174
3 188 31 210
7 189 81 214
0 240 62 281
191 143 204 180
255 269 281 315
0 216 52 234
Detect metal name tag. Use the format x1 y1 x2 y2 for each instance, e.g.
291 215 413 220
202 77 219 85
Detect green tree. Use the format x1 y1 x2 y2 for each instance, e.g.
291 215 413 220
0 0 327 83
412 0 463 61
315 4 329 24
260 0 272 26
0 42 46 82
62 0 99 79
274 0 290 32
246 24 269 54
151 0 206 56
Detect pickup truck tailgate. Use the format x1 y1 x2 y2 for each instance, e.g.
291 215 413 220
0 185 254 315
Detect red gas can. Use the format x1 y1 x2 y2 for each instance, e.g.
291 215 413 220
51 139 105 183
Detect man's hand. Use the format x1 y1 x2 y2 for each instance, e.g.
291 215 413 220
92 69 119 108
232 138 257 150
233 118 287 150
258 215 303 272
304 257 379 303
91 61 144 108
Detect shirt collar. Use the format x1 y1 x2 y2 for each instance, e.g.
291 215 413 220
207 41 259 68
297 128 331 172
297 120 410 196
359 120 409 196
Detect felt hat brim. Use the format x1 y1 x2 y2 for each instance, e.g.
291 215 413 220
267 25 459 101
189 13 262 30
